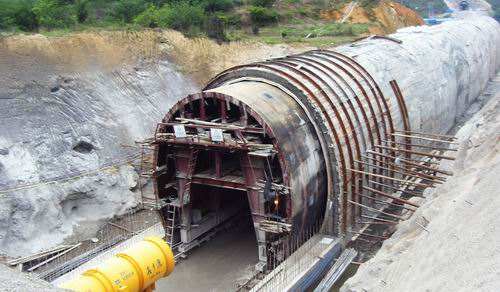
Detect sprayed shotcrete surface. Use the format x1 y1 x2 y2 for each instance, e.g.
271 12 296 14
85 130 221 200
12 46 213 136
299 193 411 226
0 41 196 256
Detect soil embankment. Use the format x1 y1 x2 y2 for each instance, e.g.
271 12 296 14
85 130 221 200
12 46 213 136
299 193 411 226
342 74 500 291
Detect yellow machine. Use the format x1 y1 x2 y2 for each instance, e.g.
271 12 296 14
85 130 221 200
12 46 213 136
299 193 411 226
60 237 175 292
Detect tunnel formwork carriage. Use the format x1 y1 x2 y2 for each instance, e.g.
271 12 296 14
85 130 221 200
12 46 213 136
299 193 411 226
152 50 401 269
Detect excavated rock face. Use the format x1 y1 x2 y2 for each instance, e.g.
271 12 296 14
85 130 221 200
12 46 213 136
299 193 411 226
0 34 195 256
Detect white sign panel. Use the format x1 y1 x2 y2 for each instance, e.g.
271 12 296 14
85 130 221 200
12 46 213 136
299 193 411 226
210 128 224 142
173 125 187 138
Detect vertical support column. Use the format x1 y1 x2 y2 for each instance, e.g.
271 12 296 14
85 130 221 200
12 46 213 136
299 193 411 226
174 148 198 243
241 153 268 271
215 152 223 178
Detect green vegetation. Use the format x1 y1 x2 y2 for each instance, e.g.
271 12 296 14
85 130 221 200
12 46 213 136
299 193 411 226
0 0 372 46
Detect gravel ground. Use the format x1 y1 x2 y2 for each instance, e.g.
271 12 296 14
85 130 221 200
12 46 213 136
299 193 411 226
0 264 63 292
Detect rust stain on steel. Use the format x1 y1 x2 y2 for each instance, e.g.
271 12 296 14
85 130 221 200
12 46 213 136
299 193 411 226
304 51 385 221
315 50 398 186
275 57 364 227
390 80 412 160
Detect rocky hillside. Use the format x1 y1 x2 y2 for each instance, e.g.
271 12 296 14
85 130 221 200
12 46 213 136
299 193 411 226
0 32 196 256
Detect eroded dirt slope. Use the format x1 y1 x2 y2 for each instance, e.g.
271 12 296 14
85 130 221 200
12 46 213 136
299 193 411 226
320 1 425 34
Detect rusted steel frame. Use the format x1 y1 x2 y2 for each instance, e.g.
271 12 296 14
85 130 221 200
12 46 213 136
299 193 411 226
290 55 378 207
288 56 369 151
191 176 246 191
286 56 365 152
363 186 420 208
312 50 395 155
355 159 441 185
361 154 446 182
367 180 423 198
203 64 344 232
391 133 459 145
351 231 389 240
288 54 378 199
215 66 340 230
359 193 417 211
347 200 406 221
159 91 293 222
159 122 265 135
268 60 356 230
295 54 383 189
381 139 457 152
395 130 456 141
374 145 456 161
390 80 412 160
353 35 403 44
278 58 364 223
361 214 399 223
390 81 411 130
349 169 432 188
316 50 398 180
317 50 396 138
306 51 392 184
305 51 384 149
366 150 452 175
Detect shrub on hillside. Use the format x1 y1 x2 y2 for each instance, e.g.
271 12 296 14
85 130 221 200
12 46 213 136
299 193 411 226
32 0 75 29
0 0 38 31
250 0 275 8
215 12 241 27
157 2 205 32
202 0 233 12
249 5 279 27
133 5 159 27
74 0 89 23
111 0 146 23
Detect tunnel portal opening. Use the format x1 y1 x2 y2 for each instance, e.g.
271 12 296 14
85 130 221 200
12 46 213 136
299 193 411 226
154 92 298 271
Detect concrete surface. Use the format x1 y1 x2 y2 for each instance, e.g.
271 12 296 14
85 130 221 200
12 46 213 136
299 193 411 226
0 264 63 292
0 35 196 256
157 220 259 292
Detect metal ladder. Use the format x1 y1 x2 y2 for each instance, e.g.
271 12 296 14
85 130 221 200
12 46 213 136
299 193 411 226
165 204 178 247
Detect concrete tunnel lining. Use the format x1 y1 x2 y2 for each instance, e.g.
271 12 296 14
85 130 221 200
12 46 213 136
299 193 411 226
152 15 500 274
